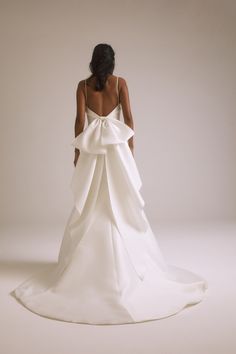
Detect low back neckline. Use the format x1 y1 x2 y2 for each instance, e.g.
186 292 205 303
84 75 120 117
86 103 121 118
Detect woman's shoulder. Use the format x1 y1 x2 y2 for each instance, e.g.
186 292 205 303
76 75 127 90
116 76 128 92
117 76 126 84
77 75 92 86
77 79 85 89
76 78 90 94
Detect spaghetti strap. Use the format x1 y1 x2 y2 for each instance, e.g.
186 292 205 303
116 76 119 105
84 79 87 103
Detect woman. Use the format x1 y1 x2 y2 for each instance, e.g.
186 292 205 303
11 43 208 325
73 48 134 167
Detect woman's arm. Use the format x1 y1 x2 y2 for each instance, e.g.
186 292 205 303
74 81 86 166
119 78 134 156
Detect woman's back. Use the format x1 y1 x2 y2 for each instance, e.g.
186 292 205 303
84 74 120 117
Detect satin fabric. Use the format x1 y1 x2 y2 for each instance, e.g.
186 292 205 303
11 104 208 324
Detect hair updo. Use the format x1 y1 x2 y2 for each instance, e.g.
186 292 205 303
88 43 115 91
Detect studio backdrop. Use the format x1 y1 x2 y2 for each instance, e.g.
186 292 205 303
1 0 236 230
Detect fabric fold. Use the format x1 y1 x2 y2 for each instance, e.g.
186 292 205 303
69 149 149 280
71 116 134 154
10 102 208 325
69 114 149 280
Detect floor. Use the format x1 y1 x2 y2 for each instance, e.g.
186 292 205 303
0 221 235 354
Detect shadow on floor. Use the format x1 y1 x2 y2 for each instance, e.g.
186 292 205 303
0 259 57 277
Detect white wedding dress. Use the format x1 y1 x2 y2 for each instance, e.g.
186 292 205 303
11 77 208 324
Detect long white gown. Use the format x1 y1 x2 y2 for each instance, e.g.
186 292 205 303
11 88 208 324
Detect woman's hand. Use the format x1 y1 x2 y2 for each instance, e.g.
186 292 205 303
74 150 80 167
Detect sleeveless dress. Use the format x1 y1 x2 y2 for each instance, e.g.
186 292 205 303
11 76 208 324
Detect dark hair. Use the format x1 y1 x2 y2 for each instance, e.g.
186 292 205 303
88 43 115 91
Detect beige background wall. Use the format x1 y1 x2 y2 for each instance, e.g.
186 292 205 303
1 0 236 228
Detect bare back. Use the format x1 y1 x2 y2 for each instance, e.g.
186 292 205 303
75 74 134 129
84 75 120 116
74 74 134 159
